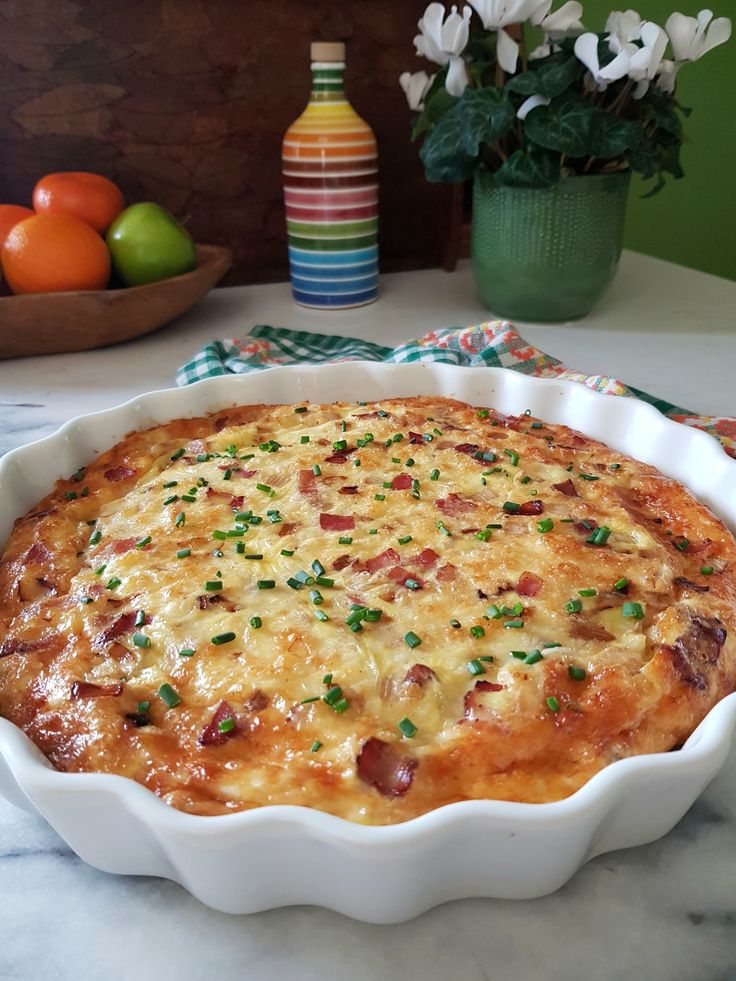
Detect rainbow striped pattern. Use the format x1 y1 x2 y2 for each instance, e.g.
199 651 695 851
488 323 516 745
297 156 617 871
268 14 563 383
282 61 378 309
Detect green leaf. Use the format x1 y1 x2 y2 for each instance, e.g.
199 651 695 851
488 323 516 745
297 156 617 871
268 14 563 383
524 98 639 159
420 87 515 184
411 70 456 140
505 55 582 100
494 146 561 188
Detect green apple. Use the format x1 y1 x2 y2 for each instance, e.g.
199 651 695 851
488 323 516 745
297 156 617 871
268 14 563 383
106 203 196 287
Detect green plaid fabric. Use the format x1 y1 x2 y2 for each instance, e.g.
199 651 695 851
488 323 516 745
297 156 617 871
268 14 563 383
176 322 734 458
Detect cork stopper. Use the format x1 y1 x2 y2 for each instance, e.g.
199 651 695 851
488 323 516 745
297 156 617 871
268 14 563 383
311 41 345 62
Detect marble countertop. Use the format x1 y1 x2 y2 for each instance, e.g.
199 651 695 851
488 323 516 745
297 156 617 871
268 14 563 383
1 253 735 979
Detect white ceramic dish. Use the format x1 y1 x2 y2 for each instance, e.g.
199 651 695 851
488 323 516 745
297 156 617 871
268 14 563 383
1 363 735 923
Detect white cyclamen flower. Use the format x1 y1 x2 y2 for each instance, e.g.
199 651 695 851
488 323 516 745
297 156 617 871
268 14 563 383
467 0 540 73
414 3 471 96
517 93 551 119
574 32 635 88
530 1 584 40
399 70 436 111
665 8 732 62
606 9 644 52
655 58 679 94
628 22 669 98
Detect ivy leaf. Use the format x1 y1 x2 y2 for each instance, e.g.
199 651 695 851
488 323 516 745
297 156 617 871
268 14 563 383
494 146 561 188
412 70 456 140
589 113 641 159
420 87 516 183
523 99 599 157
505 55 582 99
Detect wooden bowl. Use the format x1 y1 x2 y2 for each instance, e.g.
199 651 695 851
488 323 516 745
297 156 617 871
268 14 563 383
0 244 232 359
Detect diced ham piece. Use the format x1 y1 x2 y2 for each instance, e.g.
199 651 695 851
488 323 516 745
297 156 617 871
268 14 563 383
70 681 123 699
339 486 359 495
408 432 424 444
365 548 401 574
436 494 475 515
687 538 712 554
278 522 300 537
553 479 579 498
463 680 504 718
298 470 317 495
353 411 381 418
26 543 51 564
199 700 239 746
332 555 352 571
104 465 136 482
518 500 544 515
97 611 138 645
387 566 424 588
404 663 437 687
319 513 355 531
436 563 456 582
415 548 439 568
673 576 710 594
325 447 355 464
574 518 598 535
517 571 543 596
105 537 140 556
454 443 479 456
230 495 245 511
0 636 54 658
356 737 418 797
391 473 413 490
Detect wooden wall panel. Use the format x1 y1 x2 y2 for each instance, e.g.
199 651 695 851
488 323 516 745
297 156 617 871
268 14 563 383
0 0 449 285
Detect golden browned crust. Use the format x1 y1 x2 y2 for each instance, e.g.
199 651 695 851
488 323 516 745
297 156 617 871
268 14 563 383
1 397 735 824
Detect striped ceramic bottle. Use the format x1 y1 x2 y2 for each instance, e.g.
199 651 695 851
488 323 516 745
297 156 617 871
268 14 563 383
282 41 378 309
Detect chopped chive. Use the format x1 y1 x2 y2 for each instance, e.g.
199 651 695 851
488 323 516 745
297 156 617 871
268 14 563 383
211 631 236 645
565 599 583 613
475 451 497 463
397 535 413 545
338 536 353 545
701 566 714 575
437 520 451 537
244 554 263 561
204 580 223 591
158 683 181 708
179 648 195 658
106 577 121 590
220 470 232 481
295 406 308 414
374 493 386 501
622 601 645 619
587 526 611 546
280 548 295 556
287 577 302 590
65 491 77 501
300 435 310 444
510 650 526 659
369 529 378 535
310 740 323 752
543 642 562 649
250 616 263 629
568 665 587 681
257 580 275 589
132 632 151 648
181 494 196 503
315 609 330 622
81 596 94 604
520 475 532 485
196 453 209 463
398 717 417 739
674 537 690 552
609 463 621 471
469 626 485 639
163 495 178 506
311 559 326 577
323 685 343 706
504 449 520 466
331 697 350 713
531 422 543 429
256 483 272 494
301 696 320 705
486 605 502 619
315 576 334 588
309 589 324 606
312 464 321 476
175 511 186 528
430 469 440 481
524 650 543 665
235 511 252 522
450 618 462 629
137 701 151 713
546 696 561 713
504 619 524 629
170 448 185 461
476 527 493 541
177 548 191 559
212 530 227 541
364 609 382 622
353 459 361 468
323 674 333 685
478 655 494 663
502 501 520 513
405 458 415 467
578 588 597 597
217 718 236 734
134 610 146 627
234 542 245 554
95 564 107 576
333 439 347 451
477 409 489 419
579 473 600 481
88 529 102 546
80 487 89 497
614 577 629 591
468 658 486 676
404 631 422 649
212 548 224 558
537 518 554 533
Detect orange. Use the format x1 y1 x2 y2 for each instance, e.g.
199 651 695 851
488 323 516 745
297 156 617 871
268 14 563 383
0 205 34 254
2 214 111 294
33 171 125 234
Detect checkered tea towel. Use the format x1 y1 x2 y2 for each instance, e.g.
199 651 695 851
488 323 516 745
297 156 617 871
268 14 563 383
176 322 735 459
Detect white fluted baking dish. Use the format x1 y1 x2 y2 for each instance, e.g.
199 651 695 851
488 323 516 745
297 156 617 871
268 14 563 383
0 362 734 923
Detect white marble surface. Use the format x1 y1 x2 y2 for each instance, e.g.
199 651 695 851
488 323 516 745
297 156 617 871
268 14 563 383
1 253 735 979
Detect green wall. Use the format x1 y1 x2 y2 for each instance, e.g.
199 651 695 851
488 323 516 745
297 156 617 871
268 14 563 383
581 0 735 280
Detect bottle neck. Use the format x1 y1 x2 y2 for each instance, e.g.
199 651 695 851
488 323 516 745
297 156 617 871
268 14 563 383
310 61 345 101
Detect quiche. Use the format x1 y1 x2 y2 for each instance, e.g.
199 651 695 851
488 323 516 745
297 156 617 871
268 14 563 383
0 397 734 825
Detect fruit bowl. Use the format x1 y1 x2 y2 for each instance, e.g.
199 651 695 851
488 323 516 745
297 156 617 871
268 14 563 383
0 244 232 359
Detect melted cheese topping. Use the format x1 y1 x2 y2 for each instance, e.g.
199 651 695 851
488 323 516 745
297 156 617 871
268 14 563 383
1 397 735 823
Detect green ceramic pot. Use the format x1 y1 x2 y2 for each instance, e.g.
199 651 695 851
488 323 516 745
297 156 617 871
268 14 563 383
471 170 631 322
